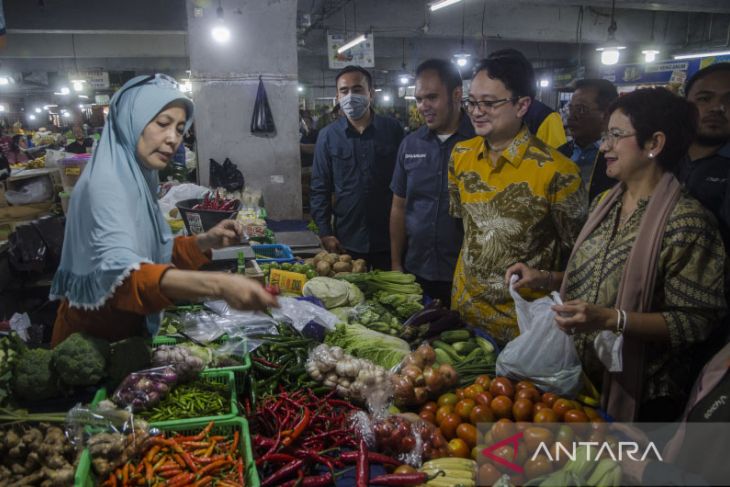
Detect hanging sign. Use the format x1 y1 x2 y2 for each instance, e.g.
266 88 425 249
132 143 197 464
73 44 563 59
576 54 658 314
327 33 375 69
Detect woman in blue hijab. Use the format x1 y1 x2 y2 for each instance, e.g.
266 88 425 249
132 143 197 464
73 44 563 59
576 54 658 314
49 74 276 346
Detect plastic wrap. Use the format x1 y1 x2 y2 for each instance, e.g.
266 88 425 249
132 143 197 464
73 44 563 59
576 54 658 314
111 366 178 412
390 343 458 408
65 401 150 478
270 296 338 333
150 345 206 381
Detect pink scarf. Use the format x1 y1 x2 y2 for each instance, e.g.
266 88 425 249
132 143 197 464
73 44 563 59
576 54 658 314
560 172 682 421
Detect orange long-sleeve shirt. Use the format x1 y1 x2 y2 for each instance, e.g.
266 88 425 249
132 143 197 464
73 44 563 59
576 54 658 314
51 236 210 347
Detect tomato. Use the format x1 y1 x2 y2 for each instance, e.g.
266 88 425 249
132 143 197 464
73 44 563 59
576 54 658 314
463 384 485 400
555 425 575 445
515 380 536 392
523 427 554 453
394 465 417 474
532 402 550 416
431 428 447 448
422 401 438 414
541 392 558 407
419 410 436 425
478 463 501 486
552 398 574 421
474 391 494 407
437 393 458 408
455 388 466 400
475 374 492 390
469 404 494 424
440 412 462 439
456 423 479 448
490 418 516 442
447 438 471 458
491 443 527 473
489 377 515 398
564 409 589 423
471 445 486 461
435 405 454 426
583 406 600 420
490 395 513 420
454 399 477 421
524 454 553 480
516 387 541 403
512 398 534 422
533 408 558 424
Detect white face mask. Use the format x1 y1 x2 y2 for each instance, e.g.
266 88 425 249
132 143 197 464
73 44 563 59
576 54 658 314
339 93 370 120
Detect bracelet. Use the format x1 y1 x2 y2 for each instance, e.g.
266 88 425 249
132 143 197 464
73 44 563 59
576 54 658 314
614 309 622 334
620 309 628 335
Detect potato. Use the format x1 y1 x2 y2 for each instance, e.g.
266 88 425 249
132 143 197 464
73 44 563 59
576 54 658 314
304 258 315 266
323 254 337 265
316 261 331 276
338 254 353 263
332 261 352 273
316 251 328 259
352 259 367 273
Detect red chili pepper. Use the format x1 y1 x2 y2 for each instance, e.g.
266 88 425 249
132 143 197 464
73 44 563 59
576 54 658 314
369 473 430 486
340 451 401 467
261 458 306 487
255 452 297 466
278 472 334 487
356 439 369 487
292 450 342 472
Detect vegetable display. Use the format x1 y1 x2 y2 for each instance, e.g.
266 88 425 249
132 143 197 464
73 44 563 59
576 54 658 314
193 190 240 211
338 271 423 297
101 421 247 487
260 262 317 281
324 323 411 370
365 413 449 461
398 305 462 344
372 291 424 321
112 366 178 412
52 332 110 387
348 302 402 336
430 329 497 386
87 422 150 478
308 251 368 277
151 345 207 382
302 277 364 309
390 344 458 408
0 422 77 486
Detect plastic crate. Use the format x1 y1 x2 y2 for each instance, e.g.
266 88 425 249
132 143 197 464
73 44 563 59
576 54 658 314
151 334 251 394
75 417 258 487
251 243 295 263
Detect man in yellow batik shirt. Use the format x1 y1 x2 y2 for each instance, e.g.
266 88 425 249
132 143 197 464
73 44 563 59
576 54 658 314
449 52 587 345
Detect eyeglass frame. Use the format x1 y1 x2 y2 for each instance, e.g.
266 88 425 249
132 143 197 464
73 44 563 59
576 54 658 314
462 97 519 113
600 129 636 147
566 103 601 117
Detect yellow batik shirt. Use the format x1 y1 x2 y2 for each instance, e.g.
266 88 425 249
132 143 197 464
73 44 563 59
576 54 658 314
448 126 587 345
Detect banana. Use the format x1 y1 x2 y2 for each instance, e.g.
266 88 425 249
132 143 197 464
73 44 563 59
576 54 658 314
586 459 621 487
426 479 476 487
423 458 478 470
420 468 475 480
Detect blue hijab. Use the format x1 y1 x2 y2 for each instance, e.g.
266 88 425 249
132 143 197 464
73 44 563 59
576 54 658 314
50 74 194 332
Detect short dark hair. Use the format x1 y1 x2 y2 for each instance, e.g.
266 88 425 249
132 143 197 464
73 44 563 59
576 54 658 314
473 48 536 99
608 87 697 173
335 65 373 91
574 78 619 112
415 59 463 93
684 62 730 97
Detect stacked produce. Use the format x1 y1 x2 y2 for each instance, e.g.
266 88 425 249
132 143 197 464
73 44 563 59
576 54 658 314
372 291 423 321
338 271 423 313
308 251 368 277
302 277 364 309
431 329 497 386
192 190 240 211
390 344 458 408
259 261 317 281
347 302 402 335
138 377 231 423
305 344 392 403
419 458 478 487
100 421 247 487
363 413 449 461
151 345 207 381
0 422 78 486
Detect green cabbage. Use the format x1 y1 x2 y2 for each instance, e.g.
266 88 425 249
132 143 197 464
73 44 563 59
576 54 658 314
303 277 351 309
324 323 410 369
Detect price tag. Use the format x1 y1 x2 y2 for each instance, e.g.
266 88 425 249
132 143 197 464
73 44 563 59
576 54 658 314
65 167 81 175
269 269 308 295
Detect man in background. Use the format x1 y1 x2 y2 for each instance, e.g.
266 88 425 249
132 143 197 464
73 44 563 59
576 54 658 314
65 126 93 154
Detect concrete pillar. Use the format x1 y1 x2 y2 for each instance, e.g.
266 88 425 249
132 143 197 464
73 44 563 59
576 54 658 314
186 0 302 219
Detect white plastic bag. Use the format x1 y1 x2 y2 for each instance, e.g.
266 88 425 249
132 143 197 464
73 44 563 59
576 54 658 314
158 183 209 216
270 297 338 332
496 276 582 396
6 177 53 204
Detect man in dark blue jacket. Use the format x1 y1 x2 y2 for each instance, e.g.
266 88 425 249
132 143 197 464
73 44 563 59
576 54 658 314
389 59 474 306
310 66 404 270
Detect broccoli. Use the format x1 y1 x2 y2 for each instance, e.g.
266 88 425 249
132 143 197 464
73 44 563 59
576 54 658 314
52 333 110 387
12 348 62 401
106 336 152 389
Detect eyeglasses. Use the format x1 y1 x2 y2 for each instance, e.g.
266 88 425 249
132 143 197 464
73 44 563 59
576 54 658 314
600 129 636 146
462 97 517 113
567 104 598 117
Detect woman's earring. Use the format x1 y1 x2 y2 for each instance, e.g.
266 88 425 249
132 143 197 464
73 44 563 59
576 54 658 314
648 152 654 158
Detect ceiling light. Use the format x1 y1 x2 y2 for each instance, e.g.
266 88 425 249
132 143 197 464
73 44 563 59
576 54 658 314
337 34 367 54
0 105 5 112
179 80 192 93
0 77 9 86
539 79 550 88
399 75 410 85
297 86 304 93
456 57 468 67
29 114 36 120
71 79 85 91
375 88 383 92
62 112 71 118
642 49 660 63
597 46 625 65
405 95 416 100
34 107 42 113
78 104 84 109
430 0 462 12
673 50 730 60
211 25 231 43
55 86 70 95
383 94 391 102
78 94 89 99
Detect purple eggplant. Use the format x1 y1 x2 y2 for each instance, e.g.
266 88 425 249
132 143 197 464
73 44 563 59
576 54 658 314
403 306 450 327
423 311 462 338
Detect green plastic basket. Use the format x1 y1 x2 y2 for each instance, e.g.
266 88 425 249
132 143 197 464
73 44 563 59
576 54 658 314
74 417 258 487
152 334 251 394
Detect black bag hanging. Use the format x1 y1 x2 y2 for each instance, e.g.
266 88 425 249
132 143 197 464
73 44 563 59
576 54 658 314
250 76 276 136
209 158 224 188
221 158 245 192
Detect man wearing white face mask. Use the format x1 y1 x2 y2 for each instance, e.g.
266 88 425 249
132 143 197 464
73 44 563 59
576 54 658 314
310 65 404 269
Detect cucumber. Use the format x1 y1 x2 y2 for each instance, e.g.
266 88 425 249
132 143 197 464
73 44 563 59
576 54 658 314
439 329 472 343
433 340 463 362
452 340 477 355
475 336 495 355
434 348 453 365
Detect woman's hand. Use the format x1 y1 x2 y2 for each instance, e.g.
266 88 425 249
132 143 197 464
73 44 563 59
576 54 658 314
505 262 546 290
216 274 278 311
552 300 617 335
196 219 243 252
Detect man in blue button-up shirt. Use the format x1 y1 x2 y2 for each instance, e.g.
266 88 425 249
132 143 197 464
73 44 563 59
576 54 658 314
310 66 404 270
390 59 474 306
